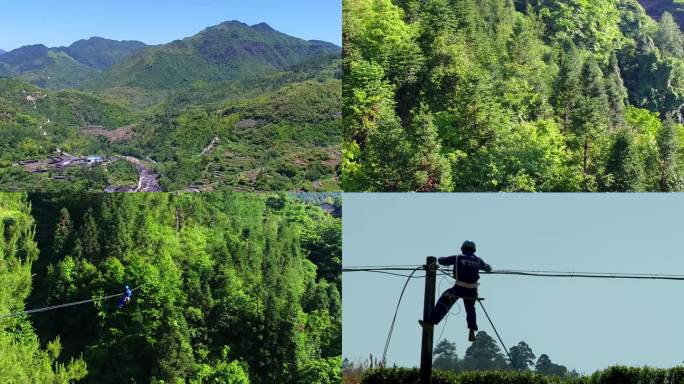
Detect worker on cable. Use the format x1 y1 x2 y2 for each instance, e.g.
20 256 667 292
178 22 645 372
117 285 132 309
419 240 492 342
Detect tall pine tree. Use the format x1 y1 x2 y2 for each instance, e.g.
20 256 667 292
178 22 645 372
408 105 453 191
574 56 610 190
605 129 645 191
657 118 683 191
655 12 684 59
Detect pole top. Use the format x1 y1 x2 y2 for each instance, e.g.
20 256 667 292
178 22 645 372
425 256 437 272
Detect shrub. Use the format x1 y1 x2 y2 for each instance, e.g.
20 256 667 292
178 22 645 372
359 366 684 384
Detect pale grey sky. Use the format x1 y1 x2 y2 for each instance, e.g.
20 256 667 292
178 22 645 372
343 193 684 374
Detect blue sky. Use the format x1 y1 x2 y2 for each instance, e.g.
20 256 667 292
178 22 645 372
0 0 341 51
343 193 684 374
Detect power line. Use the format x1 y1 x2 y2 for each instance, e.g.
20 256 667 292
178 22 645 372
359 270 426 279
344 266 684 281
383 266 422 365
344 264 423 269
488 270 684 281
348 263 684 371
0 284 146 320
496 268 684 277
343 266 422 272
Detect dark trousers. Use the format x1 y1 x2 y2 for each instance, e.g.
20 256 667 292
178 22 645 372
427 285 478 330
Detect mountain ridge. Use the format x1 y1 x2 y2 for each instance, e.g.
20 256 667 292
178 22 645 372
0 21 340 64
0 39 145 88
90 19 341 91
0 20 340 90
56 37 147 70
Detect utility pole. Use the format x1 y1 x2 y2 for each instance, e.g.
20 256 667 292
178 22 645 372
420 256 437 384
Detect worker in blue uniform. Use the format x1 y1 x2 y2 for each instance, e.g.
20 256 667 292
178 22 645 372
419 240 492 342
117 285 132 309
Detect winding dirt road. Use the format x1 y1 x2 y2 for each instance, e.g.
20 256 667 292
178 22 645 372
120 156 162 192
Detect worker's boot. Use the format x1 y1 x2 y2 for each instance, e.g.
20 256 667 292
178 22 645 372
468 329 476 342
418 320 433 330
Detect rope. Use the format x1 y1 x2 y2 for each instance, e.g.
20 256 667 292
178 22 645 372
382 265 422 365
436 274 461 344
435 268 513 368
478 299 514 369
0 284 146 320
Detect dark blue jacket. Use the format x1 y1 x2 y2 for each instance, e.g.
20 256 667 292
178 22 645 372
438 252 491 286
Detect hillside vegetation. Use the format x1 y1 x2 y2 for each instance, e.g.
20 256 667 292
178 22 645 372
356 366 684 384
0 38 145 89
0 21 342 192
137 79 342 191
343 0 684 191
637 0 684 26
1 192 341 383
0 193 87 382
345 332 577 382
91 21 340 92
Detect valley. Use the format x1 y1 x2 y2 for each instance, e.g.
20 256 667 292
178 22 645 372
0 21 341 192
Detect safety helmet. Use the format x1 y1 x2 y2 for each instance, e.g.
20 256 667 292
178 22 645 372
461 240 476 252
125 285 130 290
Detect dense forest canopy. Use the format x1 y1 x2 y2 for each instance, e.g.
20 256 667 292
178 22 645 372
1 192 341 383
0 193 86 383
343 0 684 191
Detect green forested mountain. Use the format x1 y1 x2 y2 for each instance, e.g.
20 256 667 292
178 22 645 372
343 0 684 192
1 192 341 383
0 21 342 192
0 21 340 92
0 38 147 89
0 44 98 89
58 37 147 71
92 21 340 92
